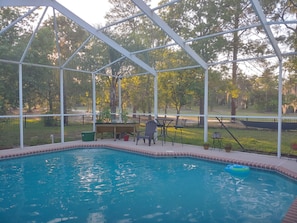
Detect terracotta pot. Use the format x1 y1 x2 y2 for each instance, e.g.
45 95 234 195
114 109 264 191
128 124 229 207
224 145 232 152
203 144 210 150
123 135 129 141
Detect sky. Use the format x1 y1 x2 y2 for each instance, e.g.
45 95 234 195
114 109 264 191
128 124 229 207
56 0 112 25
56 0 159 26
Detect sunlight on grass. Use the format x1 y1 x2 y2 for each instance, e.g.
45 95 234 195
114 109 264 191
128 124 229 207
1 117 297 157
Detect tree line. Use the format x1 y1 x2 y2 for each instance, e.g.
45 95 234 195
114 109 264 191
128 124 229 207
0 0 297 122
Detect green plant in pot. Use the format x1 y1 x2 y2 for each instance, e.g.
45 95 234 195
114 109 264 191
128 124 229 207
96 108 111 123
224 143 232 152
121 110 129 123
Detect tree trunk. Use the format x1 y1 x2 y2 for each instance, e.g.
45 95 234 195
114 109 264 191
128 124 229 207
109 77 117 122
146 75 152 114
63 94 68 125
48 81 53 112
199 97 204 126
231 5 240 122
132 107 137 118
63 80 68 125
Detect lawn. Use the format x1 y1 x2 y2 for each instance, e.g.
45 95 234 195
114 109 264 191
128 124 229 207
0 114 296 158
0 117 92 149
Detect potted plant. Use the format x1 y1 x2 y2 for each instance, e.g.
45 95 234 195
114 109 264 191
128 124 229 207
224 143 232 152
121 110 129 123
203 142 210 150
123 134 129 141
96 108 111 123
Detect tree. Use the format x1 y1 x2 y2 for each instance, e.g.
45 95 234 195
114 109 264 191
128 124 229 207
104 0 154 119
283 73 297 113
275 1 297 113
23 26 56 112
252 67 279 112
0 7 37 114
236 72 253 109
159 0 228 124
43 15 89 123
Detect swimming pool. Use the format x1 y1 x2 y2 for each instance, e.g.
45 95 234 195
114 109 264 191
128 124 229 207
0 148 296 223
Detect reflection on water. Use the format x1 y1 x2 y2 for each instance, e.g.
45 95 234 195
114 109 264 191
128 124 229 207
0 148 296 223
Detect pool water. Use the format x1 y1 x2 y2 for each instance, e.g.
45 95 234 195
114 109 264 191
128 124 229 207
0 148 296 223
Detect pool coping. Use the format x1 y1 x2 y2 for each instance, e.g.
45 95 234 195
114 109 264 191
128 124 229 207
0 140 296 223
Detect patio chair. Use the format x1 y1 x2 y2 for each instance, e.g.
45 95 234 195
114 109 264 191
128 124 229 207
174 118 187 146
212 132 222 149
136 120 157 146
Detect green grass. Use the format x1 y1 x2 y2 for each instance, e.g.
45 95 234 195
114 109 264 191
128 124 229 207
165 126 297 157
0 118 93 149
1 116 296 158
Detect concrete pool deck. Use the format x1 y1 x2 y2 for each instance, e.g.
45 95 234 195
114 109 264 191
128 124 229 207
0 139 296 223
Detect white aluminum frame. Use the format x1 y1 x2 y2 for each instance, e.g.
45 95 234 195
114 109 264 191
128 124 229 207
0 0 296 159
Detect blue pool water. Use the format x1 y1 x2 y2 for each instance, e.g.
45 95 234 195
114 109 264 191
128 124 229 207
0 148 296 223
